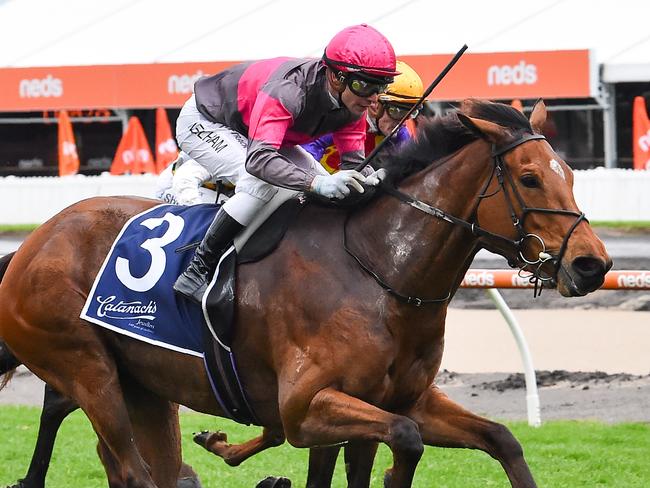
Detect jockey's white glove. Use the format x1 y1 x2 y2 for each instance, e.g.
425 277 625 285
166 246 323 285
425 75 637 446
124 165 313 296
310 170 366 199
172 160 212 206
364 168 388 187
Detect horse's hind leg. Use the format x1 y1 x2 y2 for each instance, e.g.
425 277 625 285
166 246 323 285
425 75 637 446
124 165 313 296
19 342 158 488
344 441 379 488
2 338 82 488
121 379 183 488
12 384 79 488
305 445 340 488
405 385 537 488
193 426 285 466
304 442 377 488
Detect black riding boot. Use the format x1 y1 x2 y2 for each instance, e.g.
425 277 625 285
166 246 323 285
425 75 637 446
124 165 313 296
173 208 243 304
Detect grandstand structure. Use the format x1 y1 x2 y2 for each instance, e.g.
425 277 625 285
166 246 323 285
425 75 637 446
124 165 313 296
0 0 649 175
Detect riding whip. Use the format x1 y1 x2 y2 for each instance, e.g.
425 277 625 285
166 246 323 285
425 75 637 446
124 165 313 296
354 44 469 173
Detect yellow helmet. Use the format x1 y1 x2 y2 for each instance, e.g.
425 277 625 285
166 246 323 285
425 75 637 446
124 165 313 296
380 61 424 105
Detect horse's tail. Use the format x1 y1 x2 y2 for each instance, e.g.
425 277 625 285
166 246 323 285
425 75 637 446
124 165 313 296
0 252 20 390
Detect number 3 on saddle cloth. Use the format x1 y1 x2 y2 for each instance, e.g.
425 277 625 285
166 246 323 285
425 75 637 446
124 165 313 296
80 193 303 425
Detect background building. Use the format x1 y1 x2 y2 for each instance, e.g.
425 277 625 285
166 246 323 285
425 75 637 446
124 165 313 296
0 0 649 176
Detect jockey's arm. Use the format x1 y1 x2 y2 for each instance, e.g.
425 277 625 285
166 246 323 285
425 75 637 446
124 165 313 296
245 90 319 191
172 160 213 205
334 117 373 176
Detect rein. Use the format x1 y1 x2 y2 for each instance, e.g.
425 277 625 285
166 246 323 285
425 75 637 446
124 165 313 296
345 133 586 305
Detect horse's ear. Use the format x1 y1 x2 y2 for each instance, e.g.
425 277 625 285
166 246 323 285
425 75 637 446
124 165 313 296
457 113 509 143
529 98 547 134
459 98 479 114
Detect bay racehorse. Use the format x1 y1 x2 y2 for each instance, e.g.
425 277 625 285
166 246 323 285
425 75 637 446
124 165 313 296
0 100 611 488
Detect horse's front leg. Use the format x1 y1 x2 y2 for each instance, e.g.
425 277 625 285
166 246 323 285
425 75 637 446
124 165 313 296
405 385 537 488
192 427 285 466
282 387 423 488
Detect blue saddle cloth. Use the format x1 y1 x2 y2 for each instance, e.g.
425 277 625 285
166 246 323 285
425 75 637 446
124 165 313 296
81 203 219 356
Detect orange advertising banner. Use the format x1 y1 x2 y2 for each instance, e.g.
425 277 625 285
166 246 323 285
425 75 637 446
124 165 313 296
632 96 650 171
401 50 593 100
0 50 593 112
0 61 236 112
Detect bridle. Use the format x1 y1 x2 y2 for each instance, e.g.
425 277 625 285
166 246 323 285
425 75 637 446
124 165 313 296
484 134 587 294
344 132 587 305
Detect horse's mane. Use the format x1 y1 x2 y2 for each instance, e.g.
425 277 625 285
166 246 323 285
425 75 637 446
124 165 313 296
377 100 533 184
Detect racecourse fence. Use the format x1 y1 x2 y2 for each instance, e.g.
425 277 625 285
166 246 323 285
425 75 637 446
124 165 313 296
1 168 650 225
460 268 650 427
462 269 650 290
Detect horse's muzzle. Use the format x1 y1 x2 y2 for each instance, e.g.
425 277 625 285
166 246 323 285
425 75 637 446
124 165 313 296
557 255 612 297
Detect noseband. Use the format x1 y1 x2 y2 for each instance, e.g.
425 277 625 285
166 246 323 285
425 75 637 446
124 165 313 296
345 132 587 305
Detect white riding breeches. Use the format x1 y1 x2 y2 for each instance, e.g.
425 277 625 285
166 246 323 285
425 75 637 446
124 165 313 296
176 95 247 190
176 95 326 225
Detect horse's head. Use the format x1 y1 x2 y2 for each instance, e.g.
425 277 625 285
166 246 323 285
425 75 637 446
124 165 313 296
458 99 612 296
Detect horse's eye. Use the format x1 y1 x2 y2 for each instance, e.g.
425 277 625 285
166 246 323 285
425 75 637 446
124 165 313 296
520 175 539 188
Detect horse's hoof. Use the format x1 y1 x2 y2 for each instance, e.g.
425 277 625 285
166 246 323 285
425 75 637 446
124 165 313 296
193 430 227 450
193 430 210 447
8 479 28 488
177 476 203 488
255 476 292 488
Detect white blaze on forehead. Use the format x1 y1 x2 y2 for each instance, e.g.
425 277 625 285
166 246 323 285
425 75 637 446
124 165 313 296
549 158 565 181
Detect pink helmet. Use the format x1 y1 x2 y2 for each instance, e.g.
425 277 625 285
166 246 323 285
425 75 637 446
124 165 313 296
323 24 400 83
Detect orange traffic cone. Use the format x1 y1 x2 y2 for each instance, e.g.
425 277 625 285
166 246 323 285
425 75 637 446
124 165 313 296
632 96 650 171
155 107 178 174
58 110 80 176
110 116 155 175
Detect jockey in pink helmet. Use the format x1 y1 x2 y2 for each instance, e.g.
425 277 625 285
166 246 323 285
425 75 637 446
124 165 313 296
173 24 398 304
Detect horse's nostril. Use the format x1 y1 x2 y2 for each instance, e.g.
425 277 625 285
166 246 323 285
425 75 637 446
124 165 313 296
571 256 606 279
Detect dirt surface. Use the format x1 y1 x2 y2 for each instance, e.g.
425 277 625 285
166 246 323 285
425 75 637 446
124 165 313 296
2 366 649 424
436 370 650 424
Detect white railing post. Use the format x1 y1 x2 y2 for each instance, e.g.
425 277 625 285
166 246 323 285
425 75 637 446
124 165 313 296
485 288 541 427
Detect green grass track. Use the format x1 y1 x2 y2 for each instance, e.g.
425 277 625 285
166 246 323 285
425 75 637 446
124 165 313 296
1 407 648 487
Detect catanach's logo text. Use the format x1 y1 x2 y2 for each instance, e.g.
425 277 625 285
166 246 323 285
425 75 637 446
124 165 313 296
96 295 157 320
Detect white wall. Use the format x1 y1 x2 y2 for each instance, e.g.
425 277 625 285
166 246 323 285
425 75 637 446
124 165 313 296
0 174 159 225
0 169 649 225
572 168 650 222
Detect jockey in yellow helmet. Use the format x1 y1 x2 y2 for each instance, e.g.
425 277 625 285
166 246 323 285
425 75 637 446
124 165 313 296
303 60 425 173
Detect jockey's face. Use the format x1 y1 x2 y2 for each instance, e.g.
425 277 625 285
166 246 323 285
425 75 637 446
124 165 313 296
372 102 401 136
326 69 382 119
341 88 379 118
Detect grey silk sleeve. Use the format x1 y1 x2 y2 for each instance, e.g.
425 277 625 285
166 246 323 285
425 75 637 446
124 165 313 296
245 141 318 191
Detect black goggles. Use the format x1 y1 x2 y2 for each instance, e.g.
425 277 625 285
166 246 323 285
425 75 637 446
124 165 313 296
381 101 419 121
346 76 389 97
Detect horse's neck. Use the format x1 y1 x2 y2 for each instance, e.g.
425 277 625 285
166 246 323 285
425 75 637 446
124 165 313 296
349 142 493 307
